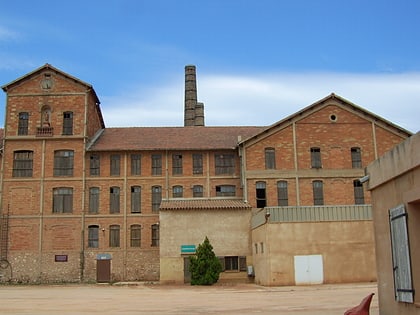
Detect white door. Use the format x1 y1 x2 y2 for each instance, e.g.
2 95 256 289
294 255 323 285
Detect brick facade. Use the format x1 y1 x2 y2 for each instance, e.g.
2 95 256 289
0 64 412 284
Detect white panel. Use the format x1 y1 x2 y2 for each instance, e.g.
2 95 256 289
294 254 323 285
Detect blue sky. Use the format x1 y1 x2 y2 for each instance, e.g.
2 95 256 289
1 0 420 132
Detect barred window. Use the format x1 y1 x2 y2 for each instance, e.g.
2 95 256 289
109 225 120 247
13 150 33 177
89 187 100 214
310 147 322 168
131 154 141 175
215 154 235 175
131 186 141 213
312 180 324 205
151 224 159 247
351 147 362 168
172 185 183 198
62 111 73 135
152 186 162 212
53 187 73 213
152 154 162 175
18 112 29 135
193 185 204 197
265 148 276 169
88 225 99 248
193 154 203 175
90 154 100 176
130 224 141 247
353 180 365 204
54 150 74 176
277 181 288 206
172 154 183 175
110 186 120 213
110 154 120 176
216 185 235 197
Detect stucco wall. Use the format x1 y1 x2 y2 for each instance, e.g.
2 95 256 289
252 220 376 286
160 208 252 284
367 132 420 315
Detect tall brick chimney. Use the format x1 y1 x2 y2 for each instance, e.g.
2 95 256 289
184 65 204 126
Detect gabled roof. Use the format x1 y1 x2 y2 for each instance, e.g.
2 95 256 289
160 199 251 211
87 126 264 151
2 63 93 92
239 93 413 145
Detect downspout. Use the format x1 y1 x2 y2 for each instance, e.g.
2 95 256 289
292 122 300 206
123 152 128 280
80 90 89 281
38 139 46 282
238 138 247 203
371 121 378 160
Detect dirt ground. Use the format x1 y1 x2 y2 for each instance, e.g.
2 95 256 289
0 282 379 315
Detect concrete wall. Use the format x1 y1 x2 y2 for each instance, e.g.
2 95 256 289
160 208 252 284
252 220 376 286
367 132 420 315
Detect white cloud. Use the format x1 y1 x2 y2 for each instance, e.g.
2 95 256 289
102 72 420 133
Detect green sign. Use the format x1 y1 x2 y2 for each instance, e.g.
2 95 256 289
181 245 196 254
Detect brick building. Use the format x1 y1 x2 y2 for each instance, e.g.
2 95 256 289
0 64 412 284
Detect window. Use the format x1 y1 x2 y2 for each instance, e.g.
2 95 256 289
172 154 183 175
277 181 289 206
216 185 235 197
265 148 276 169
389 205 414 303
110 154 120 176
89 187 100 214
54 150 74 176
151 224 159 247
62 111 73 135
18 112 29 135
130 224 141 247
215 154 235 175
90 154 100 176
256 181 266 208
351 147 362 168
109 225 120 247
88 225 99 248
152 186 162 212
312 180 324 205
310 147 322 168
131 186 141 213
109 187 120 213
172 185 183 198
53 187 73 213
193 185 204 197
13 150 33 177
353 180 365 204
151 154 162 175
131 154 141 175
219 256 247 271
193 154 203 175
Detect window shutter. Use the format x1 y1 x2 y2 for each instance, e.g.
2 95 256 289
389 204 414 303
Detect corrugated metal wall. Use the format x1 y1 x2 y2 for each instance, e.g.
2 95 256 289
251 204 372 229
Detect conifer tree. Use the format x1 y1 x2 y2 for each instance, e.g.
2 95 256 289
189 236 222 285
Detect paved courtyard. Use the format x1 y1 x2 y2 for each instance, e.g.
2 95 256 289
0 282 379 315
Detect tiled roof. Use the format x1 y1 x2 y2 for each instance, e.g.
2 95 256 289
88 126 263 151
159 199 252 210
